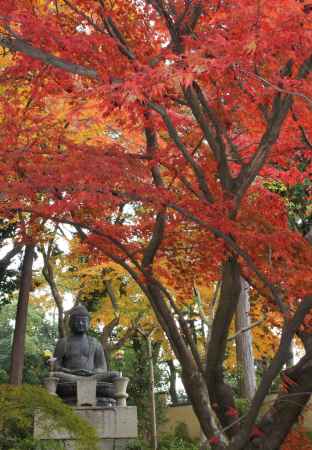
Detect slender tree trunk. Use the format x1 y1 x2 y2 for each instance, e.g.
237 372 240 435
167 359 179 404
286 340 295 368
148 336 157 450
42 252 65 338
9 245 35 385
235 278 256 401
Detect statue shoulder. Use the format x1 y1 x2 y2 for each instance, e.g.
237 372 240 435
54 337 67 359
88 336 103 351
88 336 101 346
54 336 68 353
56 336 68 344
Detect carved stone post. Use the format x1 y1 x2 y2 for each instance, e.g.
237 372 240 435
114 377 129 406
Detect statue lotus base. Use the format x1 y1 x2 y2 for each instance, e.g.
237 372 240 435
44 374 129 407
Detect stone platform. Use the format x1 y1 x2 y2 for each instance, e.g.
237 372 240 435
34 405 138 450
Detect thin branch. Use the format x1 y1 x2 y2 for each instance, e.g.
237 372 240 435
167 202 287 314
103 16 136 60
181 2 203 35
152 277 205 374
74 224 151 299
242 69 312 107
184 84 233 192
148 101 214 203
0 244 23 274
142 210 166 269
41 243 65 337
233 93 293 213
227 317 265 341
233 55 312 213
162 135 206 200
105 279 120 312
62 0 105 34
110 322 141 351
0 33 98 79
150 0 183 53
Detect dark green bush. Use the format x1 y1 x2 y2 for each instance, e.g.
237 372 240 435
0 384 99 450
127 429 198 450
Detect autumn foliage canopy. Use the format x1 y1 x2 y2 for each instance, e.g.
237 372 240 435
0 0 311 449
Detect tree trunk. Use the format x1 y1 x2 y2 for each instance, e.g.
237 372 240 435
206 257 242 437
167 359 179 404
9 245 35 385
235 278 256 401
148 336 157 450
42 251 65 338
242 353 312 450
286 340 295 368
146 282 228 447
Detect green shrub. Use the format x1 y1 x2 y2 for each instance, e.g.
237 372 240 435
235 398 250 416
158 433 198 450
127 431 198 450
0 384 99 450
126 438 150 450
174 422 191 441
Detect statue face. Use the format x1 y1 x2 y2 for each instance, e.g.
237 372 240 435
70 315 89 334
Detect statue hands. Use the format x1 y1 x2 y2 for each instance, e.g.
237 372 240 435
66 368 94 376
51 366 95 377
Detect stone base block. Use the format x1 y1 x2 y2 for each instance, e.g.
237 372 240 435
34 406 137 447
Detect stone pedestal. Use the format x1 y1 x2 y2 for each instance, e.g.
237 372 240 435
39 375 137 449
34 406 138 450
77 377 97 406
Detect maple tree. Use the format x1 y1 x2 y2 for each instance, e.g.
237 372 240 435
0 0 312 448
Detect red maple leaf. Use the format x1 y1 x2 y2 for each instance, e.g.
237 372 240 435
209 435 220 445
226 406 239 417
250 426 265 439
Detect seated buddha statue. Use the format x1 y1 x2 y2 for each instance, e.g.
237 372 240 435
51 303 120 382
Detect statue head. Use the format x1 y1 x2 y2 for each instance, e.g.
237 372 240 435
69 303 90 335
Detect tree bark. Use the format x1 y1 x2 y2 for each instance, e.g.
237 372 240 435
229 295 312 450
42 248 65 338
167 359 179 404
147 335 157 450
242 353 312 450
100 316 119 369
146 282 228 448
206 257 242 437
235 278 256 401
9 245 35 385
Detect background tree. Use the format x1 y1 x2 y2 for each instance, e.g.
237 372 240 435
9 244 35 385
113 332 168 447
0 300 57 384
0 219 22 307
